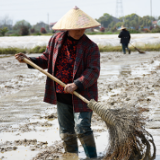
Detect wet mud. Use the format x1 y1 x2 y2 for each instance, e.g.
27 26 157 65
0 52 160 160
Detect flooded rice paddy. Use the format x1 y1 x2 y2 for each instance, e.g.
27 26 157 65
0 51 160 159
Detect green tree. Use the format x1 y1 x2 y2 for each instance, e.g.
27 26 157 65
0 16 13 30
124 20 129 27
13 20 31 36
33 22 48 33
121 14 141 29
0 27 8 36
142 16 155 27
13 20 31 30
115 22 123 28
108 21 116 29
20 26 29 35
97 13 113 28
111 26 117 32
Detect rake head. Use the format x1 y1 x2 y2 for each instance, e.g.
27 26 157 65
88 99 156 160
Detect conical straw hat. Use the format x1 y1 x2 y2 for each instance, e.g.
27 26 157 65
118 25 127 30
52 6 100 30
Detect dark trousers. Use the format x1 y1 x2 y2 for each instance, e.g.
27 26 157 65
122 43 130 54
57 101 97 158
57 101 93 136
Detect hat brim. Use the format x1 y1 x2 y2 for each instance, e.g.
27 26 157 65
52 25 100 31
52 8 100 30
118 27 127 30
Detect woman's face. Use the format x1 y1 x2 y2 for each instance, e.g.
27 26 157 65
68 29 85 40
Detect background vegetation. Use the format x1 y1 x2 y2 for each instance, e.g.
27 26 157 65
0 13 160 54
0 13 160 37
1 43 160 55
0 46 46 55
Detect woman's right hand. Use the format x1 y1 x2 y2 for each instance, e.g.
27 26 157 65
15 53 30 63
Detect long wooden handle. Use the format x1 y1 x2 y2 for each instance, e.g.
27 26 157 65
23 57 89 104
130 43 136 49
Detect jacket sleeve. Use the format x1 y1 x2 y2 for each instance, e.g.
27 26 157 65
128 32 131 42
27 35 55 69
74 44 100 91
118 31 123 38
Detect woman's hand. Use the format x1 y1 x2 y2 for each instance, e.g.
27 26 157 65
15 53 30 63
64 83 78 94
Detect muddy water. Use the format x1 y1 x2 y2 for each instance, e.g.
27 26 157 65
0 52 160 160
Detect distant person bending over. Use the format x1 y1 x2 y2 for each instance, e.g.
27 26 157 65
118 26 131 54
15 6 100 159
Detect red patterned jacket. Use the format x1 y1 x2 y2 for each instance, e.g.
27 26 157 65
29 31 100 112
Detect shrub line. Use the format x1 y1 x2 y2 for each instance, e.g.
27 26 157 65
0 44 160 55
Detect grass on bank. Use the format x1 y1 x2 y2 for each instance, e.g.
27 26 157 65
0 43 160 55
99 43 160 52
0 46 46 55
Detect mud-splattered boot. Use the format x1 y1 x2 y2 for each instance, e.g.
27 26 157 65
78 133 97 159
128 48 131 54
61 133 78 154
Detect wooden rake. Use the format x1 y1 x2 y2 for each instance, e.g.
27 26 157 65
130 43 145 54
22 57 156 160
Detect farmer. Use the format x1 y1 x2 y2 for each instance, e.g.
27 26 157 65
118 26 131 54
15 6 100 159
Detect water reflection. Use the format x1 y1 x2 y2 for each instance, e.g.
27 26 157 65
119 65 132 76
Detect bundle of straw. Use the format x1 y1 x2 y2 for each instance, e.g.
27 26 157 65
89 100 156 160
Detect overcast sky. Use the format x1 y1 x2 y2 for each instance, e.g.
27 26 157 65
0 0 159 25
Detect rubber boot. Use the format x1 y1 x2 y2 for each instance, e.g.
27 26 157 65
127 48 131 54
61 133 78 153
78 133 97 159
